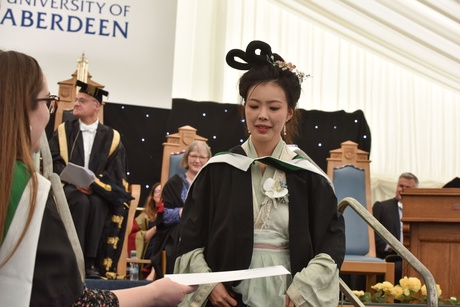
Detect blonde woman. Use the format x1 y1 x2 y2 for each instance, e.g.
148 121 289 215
151 140 211 278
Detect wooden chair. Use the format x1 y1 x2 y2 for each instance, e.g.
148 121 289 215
327 141 394 290
116 184 152 277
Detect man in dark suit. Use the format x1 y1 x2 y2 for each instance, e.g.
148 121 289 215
372 172 419 282
49 81 130 278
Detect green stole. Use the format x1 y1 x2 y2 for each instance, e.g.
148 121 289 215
3 161 29 242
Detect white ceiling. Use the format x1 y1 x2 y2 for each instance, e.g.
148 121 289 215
273 0 460 93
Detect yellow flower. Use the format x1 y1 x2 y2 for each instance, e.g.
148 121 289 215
391 285 404 300
371 282 383 292
369 278 445 304
381 281 394 294
436 284 442 297
421 285 427 296
421 284 442 297
399 276 421 294
353 290 365 297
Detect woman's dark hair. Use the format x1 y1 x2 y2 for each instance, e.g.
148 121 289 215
226 40 303 144
144 182 161 221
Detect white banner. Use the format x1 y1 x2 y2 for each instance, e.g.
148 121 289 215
0 0 177 108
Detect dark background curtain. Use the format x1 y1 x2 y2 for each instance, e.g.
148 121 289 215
47 98 371 205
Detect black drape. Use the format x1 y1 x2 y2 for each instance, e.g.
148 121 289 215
47 99 371 205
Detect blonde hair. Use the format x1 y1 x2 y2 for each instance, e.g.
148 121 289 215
180 140 212 169
0 50 43 264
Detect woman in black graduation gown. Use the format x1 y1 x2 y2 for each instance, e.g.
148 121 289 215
0 49 196 307
174 41 346 306
152 140 211 278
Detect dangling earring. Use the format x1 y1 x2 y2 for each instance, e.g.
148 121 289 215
283 124 287 136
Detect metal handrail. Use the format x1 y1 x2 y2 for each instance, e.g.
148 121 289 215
339 277 366 307
338 197 438 306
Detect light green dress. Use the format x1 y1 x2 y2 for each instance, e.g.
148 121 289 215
175 138 340 307
231 139 292 306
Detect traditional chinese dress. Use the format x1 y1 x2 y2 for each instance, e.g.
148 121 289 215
175 138 345 306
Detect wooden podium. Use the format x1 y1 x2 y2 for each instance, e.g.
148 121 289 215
401 188 460 298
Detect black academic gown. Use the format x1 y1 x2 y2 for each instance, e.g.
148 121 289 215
31 194 84 306
49 119 129 274
152 173 184 277
32 194 118 306
50 119 128 183
176 146 345 279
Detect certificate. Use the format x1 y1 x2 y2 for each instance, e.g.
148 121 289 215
165 265 290 286
60 162 96 187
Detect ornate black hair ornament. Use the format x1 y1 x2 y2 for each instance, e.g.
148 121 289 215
226 40 310 84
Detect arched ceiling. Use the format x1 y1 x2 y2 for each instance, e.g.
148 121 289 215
273 0 460 93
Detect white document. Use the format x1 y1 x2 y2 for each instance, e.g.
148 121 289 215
60 162 96 187
165 265 290 286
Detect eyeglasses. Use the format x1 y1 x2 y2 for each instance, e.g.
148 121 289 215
153 189 161 194
188 154 208 161
35 95 60 114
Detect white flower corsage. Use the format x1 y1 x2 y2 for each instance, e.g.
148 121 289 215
263 178 289 208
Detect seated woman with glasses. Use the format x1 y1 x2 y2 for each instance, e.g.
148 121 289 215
128 182 162 280
150 140 211 278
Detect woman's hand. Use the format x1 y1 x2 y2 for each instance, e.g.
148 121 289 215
144 225 157 241
209 283 238 307
285 294 295 307
113 277 197 306
150 278 197 306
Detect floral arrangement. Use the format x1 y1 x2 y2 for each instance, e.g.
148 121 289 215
263 177 289 207
268 55 310 84
351 277 451 304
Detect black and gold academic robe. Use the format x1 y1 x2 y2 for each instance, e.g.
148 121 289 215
176 146 345 278
151 173 185 277
49 119 130 275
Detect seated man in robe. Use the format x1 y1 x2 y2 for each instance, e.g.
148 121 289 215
49 80 130 278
